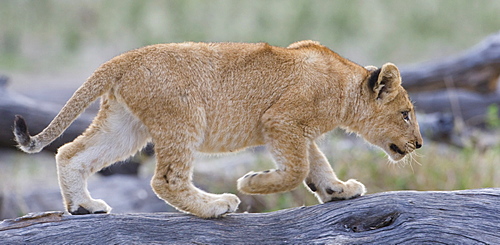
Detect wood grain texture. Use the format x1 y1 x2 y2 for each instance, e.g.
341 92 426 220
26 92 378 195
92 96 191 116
1 189 499 244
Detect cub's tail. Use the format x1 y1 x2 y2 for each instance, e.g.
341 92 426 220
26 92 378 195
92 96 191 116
13 58 123 153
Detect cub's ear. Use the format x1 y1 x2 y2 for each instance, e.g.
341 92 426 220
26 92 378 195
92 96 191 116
367 63 401 102
364 65 378 72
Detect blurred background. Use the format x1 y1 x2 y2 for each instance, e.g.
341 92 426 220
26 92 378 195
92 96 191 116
1 0 499 219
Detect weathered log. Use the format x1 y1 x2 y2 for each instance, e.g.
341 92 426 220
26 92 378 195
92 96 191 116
400 31 500 94
413 89 500 127
1 188 499 244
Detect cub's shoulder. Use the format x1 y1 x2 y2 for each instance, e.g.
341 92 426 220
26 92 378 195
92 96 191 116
286 40 323 50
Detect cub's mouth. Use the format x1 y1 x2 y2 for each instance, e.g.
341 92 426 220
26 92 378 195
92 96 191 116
389 143 406 155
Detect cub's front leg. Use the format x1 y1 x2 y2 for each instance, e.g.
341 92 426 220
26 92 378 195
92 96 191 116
304 142 366 203
237 118 310 195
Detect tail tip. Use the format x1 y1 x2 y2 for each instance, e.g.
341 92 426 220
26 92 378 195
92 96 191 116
13 115 36 152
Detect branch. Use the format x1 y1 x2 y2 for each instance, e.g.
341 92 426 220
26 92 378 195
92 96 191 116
413 89 500 127
1 189 499 244
400 31 500 94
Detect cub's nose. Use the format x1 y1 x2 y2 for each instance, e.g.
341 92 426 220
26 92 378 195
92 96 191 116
415 141 422 149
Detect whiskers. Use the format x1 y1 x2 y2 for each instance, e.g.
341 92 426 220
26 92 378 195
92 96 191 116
405 151 422 173
387 150 422 173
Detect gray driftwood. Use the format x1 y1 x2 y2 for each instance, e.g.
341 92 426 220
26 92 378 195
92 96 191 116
1 188 499 244
411 89 500 127
400 31 500 94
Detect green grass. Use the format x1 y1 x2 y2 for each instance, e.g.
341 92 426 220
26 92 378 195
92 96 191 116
1 0 500 71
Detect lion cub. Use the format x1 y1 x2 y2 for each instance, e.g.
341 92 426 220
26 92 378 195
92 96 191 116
14 40 422 218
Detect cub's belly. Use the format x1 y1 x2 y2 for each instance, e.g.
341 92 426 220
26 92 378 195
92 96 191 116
197 123 265 153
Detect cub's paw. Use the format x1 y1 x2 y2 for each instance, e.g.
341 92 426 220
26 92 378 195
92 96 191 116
68 199 112 215
237 169 281 194
237 171 260 194
307 179 366 203
194 193 241 219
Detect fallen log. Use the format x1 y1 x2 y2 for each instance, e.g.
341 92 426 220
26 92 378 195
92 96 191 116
400 31 500 94
413 89 500 127
1 188 499 244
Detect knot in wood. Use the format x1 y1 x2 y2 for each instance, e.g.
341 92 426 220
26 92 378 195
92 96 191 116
340 210 400 233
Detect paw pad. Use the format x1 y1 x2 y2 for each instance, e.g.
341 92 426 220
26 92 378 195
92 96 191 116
243 173 258 178
70 206 91 215
243 169 277 179
70 205 108 215
330 193 360 202
306 182 317 192
325 187 343 195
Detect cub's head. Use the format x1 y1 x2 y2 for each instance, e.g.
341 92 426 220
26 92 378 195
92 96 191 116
353 63 423 162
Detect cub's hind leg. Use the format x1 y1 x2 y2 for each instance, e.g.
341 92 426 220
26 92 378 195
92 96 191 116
56 98 150 215
145 110 240 218
151 142 240 218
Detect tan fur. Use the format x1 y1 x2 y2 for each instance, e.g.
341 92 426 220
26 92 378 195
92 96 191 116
13 41 423 218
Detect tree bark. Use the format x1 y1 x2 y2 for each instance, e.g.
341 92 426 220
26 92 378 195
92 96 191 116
1 188 499 244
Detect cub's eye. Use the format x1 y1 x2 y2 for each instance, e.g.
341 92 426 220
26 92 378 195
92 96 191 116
402 111 410 121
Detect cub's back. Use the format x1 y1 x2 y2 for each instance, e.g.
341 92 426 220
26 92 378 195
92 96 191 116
112 42 335 152
116 42 308 118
